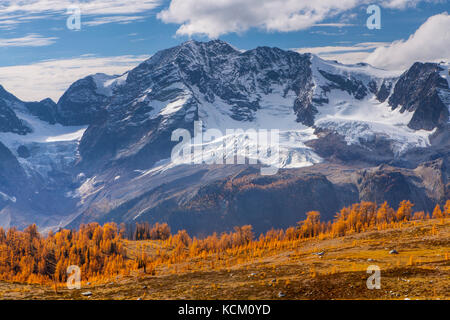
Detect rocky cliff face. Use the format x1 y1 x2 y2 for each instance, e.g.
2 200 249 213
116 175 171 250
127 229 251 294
0 85 32 134
56 74 119 126
0 141 27 203
0 101 31 135
389 62 449 130
24 98 58 125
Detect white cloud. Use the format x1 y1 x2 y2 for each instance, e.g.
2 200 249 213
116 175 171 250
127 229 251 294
158 0 360 38
295 42 388 55
0 0 161 15
380 0 437 9
292 12 449 69
327 51 377 64
84 15 146 26
294 42 388 64
157 0 437 37
365 12 450 70
313 23 355 27
0 33 57 47
0 55 149 102
0 0 161 28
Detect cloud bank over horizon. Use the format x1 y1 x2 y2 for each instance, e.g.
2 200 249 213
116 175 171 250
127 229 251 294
0 55 149 102
365 12 449 70
294 12 449 70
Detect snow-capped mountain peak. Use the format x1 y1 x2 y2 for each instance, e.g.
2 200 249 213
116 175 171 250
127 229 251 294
0 40 448 231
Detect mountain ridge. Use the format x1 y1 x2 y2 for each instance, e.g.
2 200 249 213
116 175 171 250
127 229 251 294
0 40 448 235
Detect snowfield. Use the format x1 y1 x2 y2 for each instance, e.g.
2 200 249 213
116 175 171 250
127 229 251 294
310 56 436 156
137 55 441 177
0 110 86 177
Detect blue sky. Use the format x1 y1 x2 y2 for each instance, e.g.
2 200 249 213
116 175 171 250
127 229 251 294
0 0 448 101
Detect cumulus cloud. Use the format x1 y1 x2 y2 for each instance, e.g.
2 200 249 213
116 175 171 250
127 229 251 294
157 0 360 38
0 55 149 102
365 12 450 70
292 12 449 69
157 0 437 37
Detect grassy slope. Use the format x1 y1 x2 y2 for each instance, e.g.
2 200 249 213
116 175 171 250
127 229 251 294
0 219 448 300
